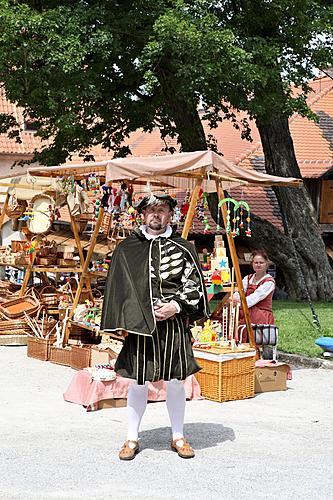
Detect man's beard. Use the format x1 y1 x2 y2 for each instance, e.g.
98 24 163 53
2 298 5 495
148 221 164 230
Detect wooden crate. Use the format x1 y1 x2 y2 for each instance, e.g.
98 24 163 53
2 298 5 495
194 352 255 403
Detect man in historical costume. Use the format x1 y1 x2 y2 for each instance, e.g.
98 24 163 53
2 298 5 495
101 194 209 460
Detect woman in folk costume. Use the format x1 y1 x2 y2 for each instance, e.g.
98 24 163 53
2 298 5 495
233 249 275 341
101 194 209 461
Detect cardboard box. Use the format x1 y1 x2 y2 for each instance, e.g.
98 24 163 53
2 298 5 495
90 347 110 367
98 398 127 409
90 346 119 366
255 364 289 393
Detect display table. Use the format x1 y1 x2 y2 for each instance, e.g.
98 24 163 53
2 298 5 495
64 370 203 411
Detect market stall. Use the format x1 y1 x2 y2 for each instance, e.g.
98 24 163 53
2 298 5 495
0 150 300 403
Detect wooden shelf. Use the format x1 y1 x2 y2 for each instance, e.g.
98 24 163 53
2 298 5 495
32 266 82 273
205 285 238 293
70 320 100 333
0 263 25 270
87 271 108 278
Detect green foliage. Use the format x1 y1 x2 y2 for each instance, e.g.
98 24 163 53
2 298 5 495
0 0 166 163
273 300 333 357
0 0 331 163
180 0 333 123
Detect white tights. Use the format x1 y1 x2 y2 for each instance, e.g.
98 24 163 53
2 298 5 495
127 379 186 442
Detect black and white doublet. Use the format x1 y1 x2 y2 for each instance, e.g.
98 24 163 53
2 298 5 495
101 226 209 384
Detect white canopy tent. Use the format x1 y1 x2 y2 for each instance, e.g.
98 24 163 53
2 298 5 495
27 150 302 189
0 175 60 204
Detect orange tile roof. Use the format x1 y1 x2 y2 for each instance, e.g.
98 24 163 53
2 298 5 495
0 88 48 155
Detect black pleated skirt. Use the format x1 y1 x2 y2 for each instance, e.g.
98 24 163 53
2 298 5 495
115 316 201 385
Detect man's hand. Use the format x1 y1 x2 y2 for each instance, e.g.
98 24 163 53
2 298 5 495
154 302 178 321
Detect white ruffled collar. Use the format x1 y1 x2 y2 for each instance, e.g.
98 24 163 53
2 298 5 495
140 224 172 240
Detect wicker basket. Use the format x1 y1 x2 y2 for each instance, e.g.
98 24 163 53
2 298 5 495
40 286 58 307
36 257 57 266
101 212 112 236
38 240 58 257
27 336 55 361
0 318 28 333
11 240 27 253
49 346 72 366
57 258 76 267
15 254 31 266
35 318 57 336
79 212 93 221
194 354 255 403
70 345 92 370
0 296 39 319
70 323 101 343
5 197 27 219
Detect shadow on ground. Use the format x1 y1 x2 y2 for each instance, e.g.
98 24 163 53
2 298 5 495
139 422 235 451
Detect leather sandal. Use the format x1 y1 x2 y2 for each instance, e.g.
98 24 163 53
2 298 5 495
171 438 195 459
119 440 139 461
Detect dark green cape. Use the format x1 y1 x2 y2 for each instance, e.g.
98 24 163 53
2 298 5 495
101 228 209 336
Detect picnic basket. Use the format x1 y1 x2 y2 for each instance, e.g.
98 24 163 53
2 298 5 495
194 348 256 403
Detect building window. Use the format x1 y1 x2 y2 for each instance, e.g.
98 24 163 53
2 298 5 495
23 119 39 133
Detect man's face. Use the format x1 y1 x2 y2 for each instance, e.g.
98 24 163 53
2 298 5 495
144 203 172 231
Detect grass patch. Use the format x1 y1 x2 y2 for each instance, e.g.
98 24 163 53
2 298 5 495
273 300 333 358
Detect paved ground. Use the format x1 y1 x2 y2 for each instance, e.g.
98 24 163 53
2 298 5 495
1 346 333 500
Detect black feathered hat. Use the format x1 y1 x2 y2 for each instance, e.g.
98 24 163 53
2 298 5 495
135 193 177 213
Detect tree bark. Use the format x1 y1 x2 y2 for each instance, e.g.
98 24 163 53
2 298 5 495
157 68 207 152
256 112 333 300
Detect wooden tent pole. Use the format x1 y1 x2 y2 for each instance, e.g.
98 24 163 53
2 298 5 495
67 205 93 301
63 206 105 345
215 179 256 348
20 251 37 296
0 193 10 229
181 177 203 240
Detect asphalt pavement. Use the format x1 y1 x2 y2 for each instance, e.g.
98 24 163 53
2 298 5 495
1 346 332 500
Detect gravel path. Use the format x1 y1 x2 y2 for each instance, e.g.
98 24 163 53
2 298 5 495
1 346 332 500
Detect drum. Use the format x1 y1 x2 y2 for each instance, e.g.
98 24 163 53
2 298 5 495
26 194 55 234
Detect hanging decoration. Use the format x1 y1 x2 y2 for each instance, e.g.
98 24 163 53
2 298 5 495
180 190 191 220
193 189 212 233
60 176 75 195
19 210 35 222
105 181 134 214
218 198 251 237
87 174 100 192
24 239 39 263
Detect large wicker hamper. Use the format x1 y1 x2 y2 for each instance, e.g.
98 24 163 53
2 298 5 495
194 348 256 403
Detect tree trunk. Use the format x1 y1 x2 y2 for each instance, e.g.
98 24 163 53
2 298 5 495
157 68 207 152
256 112 333 300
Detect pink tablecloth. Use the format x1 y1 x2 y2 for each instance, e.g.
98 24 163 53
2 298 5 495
63 371 203 410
